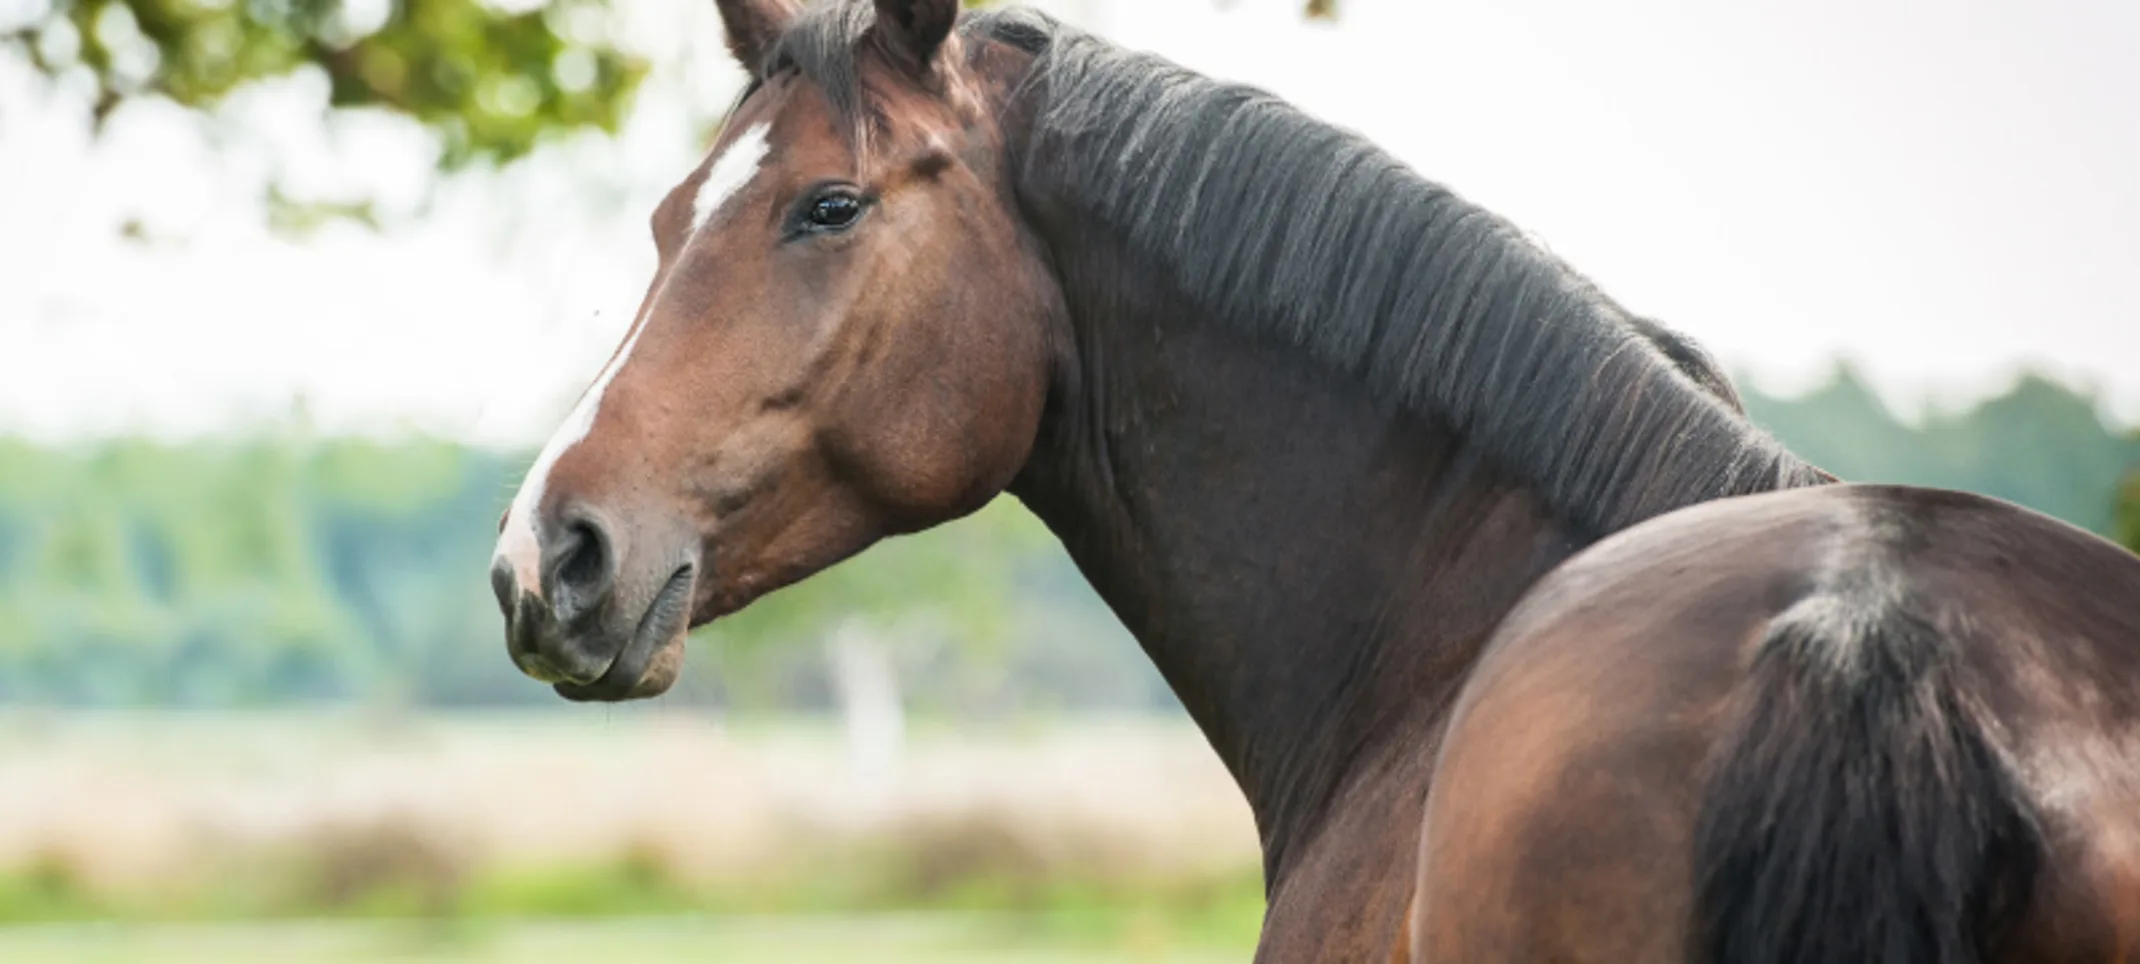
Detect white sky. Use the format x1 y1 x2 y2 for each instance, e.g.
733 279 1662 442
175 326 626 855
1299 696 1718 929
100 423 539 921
2 0 2136 445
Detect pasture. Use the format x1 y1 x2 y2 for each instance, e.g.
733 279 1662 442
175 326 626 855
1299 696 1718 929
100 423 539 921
0 917 1249 963
0 711 1263 960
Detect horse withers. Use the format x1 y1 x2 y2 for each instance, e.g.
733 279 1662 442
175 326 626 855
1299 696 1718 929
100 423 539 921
486 1 2140 959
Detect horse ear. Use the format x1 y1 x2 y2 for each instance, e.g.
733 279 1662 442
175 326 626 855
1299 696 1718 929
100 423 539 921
714 0 799 75
872 0 959 74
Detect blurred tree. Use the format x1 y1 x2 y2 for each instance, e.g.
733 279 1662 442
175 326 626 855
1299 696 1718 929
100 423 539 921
9 364 2139 713
5 0 648 175
1739 361 1916 484
4 0 1315 230
1921 373 2140 535
1742 363 2140 536
0 426 1159 712
2117 467 2140 554
6 0 1295 174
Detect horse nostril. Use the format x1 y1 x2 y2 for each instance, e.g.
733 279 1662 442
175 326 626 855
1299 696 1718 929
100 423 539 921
545 514 616 622
558 519 609 591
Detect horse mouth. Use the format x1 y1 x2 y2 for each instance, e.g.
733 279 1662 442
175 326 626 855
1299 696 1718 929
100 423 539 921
554 564 695 703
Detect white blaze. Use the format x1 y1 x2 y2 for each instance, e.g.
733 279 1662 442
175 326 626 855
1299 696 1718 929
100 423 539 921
693 123 774 233
495 122 774 591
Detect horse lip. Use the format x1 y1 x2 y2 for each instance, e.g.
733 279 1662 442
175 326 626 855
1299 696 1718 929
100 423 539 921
554 563 695 703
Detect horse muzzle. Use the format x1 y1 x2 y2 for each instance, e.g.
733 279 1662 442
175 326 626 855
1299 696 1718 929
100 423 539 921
490 507 697 702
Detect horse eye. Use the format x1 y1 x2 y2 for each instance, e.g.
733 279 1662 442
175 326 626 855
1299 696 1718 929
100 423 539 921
806 193 864 231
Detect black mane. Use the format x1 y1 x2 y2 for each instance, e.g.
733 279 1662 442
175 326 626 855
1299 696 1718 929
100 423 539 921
767 3 1828 536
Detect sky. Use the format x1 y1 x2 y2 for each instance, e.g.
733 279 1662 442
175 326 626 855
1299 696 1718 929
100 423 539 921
2 0 2136 445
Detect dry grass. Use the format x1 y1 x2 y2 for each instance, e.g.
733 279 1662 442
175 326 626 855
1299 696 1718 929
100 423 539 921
0 710 1260 924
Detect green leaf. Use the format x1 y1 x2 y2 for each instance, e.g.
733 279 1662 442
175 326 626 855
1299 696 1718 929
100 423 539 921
6 0 648 228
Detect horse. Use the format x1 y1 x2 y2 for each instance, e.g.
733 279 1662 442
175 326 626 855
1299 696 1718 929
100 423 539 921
485 2 2140 960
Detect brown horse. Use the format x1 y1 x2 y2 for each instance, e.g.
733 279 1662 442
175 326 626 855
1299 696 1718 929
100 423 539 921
486 2 2140 960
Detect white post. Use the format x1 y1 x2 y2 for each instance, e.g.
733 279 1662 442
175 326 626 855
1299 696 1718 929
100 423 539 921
823 617 905 807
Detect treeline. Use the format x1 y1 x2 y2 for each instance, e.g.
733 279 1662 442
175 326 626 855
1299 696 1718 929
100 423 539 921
1740 364 2140 536
0 430 1167 712
0 435 519 707
2 364 2135 710
2121 472 2140 555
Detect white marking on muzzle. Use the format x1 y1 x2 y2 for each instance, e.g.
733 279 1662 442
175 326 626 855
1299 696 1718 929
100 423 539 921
495 122 774 595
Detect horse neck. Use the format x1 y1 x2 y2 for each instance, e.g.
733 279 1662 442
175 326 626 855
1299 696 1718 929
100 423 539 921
1005 233 1590 882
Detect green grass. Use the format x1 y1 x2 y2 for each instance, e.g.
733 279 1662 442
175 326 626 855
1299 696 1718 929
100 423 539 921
0 915 1254 963
0 847 1267 933
0 713 1267 954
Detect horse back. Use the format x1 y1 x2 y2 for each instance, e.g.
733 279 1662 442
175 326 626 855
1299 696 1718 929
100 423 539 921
1900 487 2140 962
1407 483 2140 963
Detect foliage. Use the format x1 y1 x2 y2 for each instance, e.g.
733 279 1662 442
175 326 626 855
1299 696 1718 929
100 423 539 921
0 0 1308 231
0 431 511 705
2 0 1302 171
4 0 647 171
0 427 1162 711
2117 466 2140 554
0 364 2133 710
1741 362 2140 535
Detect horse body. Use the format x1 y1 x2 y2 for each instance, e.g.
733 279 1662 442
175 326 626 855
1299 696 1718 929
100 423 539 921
482 1 2140 959
1417 484 2140 963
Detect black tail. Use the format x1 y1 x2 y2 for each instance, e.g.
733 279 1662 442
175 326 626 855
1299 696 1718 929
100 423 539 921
1691 596 2039 964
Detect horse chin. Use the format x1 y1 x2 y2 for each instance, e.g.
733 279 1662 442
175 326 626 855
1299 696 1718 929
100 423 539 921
553 635 686 703
552 566 697 703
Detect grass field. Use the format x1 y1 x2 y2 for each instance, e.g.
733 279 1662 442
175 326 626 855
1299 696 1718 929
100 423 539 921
0 914 1254 963
0 711 1264 959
